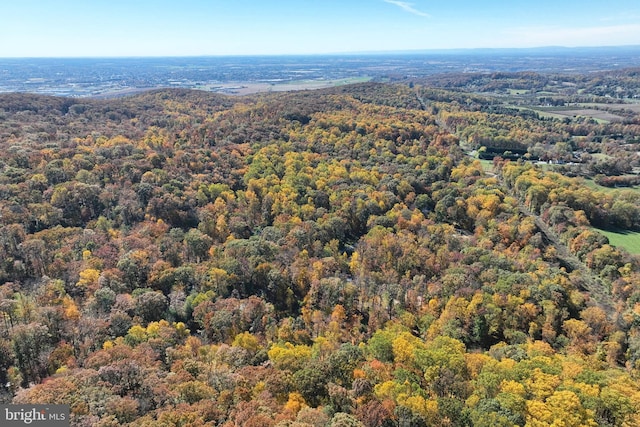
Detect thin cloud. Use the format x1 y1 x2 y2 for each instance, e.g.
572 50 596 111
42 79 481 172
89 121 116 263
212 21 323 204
383 0 430 18
503 24 640 47
599 13 640 23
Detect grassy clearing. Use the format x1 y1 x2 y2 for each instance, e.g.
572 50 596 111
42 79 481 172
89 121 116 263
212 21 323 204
280 76 372 87
581 178 619 193
535 111 569 120
581 177 640 195
478 159 495 172
596 228 640 254
509 105 623 122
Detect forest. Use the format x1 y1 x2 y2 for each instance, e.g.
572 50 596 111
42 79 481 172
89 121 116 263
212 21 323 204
1 78 640 426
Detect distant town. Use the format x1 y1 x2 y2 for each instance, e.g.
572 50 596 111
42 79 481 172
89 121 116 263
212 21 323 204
1 46 640 97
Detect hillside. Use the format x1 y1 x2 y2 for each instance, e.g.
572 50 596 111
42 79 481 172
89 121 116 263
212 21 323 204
1 83 640 426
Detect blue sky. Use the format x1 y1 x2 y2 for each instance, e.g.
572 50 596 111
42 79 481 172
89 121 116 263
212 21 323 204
1 0 640 57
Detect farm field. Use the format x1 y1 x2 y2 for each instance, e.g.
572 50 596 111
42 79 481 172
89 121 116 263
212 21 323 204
578 102 640 114
196 77 373 95
535 107 625 122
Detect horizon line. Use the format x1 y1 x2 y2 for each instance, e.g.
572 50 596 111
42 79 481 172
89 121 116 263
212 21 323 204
2 44 640 60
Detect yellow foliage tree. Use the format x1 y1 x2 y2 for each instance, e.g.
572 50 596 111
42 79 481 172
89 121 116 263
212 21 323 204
76 268 100 292
526 390 597 427
267 342 312 371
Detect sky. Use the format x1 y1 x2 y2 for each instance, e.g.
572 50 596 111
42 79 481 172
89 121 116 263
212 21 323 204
1 0 640 57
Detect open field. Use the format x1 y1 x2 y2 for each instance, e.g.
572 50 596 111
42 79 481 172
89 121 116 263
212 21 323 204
582 178 617 193
199 77 372 95
596 228 640 254
532 110 569 120
505 105 576 120
501 101 638 123
538 108 624 122
577 102 640 114
477 159 495 172
581 177 640 195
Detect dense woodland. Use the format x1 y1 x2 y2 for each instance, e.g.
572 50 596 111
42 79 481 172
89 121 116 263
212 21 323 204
1 81 640 426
